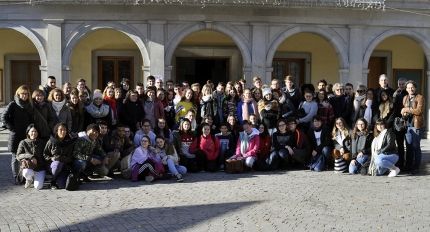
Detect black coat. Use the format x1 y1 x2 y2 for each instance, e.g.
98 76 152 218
33 102 55 138
307 126 332 154
120 101 145 133
1 98 33 153
43 135 76 165
350 132 374 160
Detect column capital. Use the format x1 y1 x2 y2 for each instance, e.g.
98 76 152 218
142 65 150 71
250 22 268 26
204 21 213 29
62 65 72 71
43 19 64 24
148 20 167 25
165 66 173 71
348 25 365 29
39 65 48 71
426 70 430 76
243 67 252 72
338 68 350 74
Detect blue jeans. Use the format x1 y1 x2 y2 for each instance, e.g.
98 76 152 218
49 161 69 188
264 149 287 170
72 155 104 175
321 146 332 161
405 127 423 169
374 154 398 175
349 155 369 174
166 158 187 175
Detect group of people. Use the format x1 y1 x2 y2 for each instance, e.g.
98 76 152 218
1 73 425 190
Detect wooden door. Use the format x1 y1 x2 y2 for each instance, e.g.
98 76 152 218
272 59 305 89
98 57 134 89
367 57 386 89
11 60 41 99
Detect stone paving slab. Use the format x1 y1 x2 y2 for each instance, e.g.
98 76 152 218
0 140 429 231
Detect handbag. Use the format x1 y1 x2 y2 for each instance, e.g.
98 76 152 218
293 102 306 119
63 164 80 191
225 158 244 174
20 159 37 170
394 117 406 132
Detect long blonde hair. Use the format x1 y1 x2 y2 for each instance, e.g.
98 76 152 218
331 117 349 140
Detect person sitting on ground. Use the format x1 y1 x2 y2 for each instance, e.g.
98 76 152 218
130 135 160 182
256 123 271 161
134 119 157 148
229 120 260 169
307 115 333 165
216 123 236 171
153 118 174 142
155 136 187 182
332 117 351 173
349 118 373 174
189 123 220 172
173 119 198 173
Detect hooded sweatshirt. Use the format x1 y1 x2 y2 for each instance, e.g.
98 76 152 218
235 128 260 160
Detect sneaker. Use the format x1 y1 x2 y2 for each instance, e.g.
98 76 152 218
388 167 400 177
51 185 58 190
24 178 33 189
219 165 225 171
145 176 154 182
175 174 183 182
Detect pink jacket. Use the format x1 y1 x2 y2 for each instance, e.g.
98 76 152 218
235 128 260 160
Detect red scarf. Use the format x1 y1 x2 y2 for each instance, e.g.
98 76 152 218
104 96 117 119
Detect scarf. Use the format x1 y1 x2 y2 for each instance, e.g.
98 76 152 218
369 129 387 176
104 96 117 119
355 94 365 102
14 95 33 115
34 100 45 108
85 102 110 118
241 98 259 121
51 99 66 116
335 130 345 147
240 131 251 155
258 99 279 113
364 99 373 125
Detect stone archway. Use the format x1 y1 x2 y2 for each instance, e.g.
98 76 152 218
62 21 150 82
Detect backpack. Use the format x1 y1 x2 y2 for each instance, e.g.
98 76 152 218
308 154 326 172
120 148 137 179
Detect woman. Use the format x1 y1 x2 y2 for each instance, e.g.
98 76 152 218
358 88 378 131
16 124 46 189
252 88 263 103
1 85 34 179
103 86 118 125
332 117 351 173
258 88 280 135
257 123 271 161
155 136 187 182
226 81 234 95
238 88 259 126
197 115 219 136
351 85 367 127
120 90 144 134
67 91 84 138
130 135 161 182
32 89 53 142
153 118 173 142
200 84 219 125
114 87 124 115
142 86 165 129
79 90 91 107
189 123 220 172
165 89 176 129
234 81 243 98
222 88 239 123
47 88 72 133
349 118 374 174
376 90 395 129
43 123 76 189
175 88 196 123
316 90 335 128
369 119 400 177
226 115 240 146
296 90 318 132
84 92 112 129
173 119 198 172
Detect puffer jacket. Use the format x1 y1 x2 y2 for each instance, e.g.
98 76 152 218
72 135 106 162
16 138 46 172
43 135 76 164
1 96 33 152
222 98 238 121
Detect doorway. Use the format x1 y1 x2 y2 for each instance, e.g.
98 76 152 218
368 57 387 89
97 56 134 89
11 60 41 99
176 58 229 87
272 58 305 89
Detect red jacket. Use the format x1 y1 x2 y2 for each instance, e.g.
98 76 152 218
257 134 271 160
189 134 220 161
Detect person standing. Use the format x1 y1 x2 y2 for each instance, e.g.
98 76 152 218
375 74 395 102
393 77 408 168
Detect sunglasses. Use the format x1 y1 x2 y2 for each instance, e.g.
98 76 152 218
357 90 364 93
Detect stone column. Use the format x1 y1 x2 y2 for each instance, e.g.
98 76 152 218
243 67 252 88
348 25 364 86
164 66 173 82
362 69 370 86
250 22 267 85
44 19 64 84
147 20 166 86
338 69 349 84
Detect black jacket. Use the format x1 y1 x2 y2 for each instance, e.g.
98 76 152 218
43 135 76 165
120 101 145 133
307 126 332 154
376 130 397 155
350 132 373 160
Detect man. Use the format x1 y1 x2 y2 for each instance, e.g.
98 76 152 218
62 82 72 101
393 77 408 168
76 78 91 100
329 83 352 124
251 76 262 91
375 74 395 102
182 81 190 90
120 78 130 100
345 83 354 99
317 79 327 91
166 79 174 90
229 120 259 169
133 119 156 147
136 82 145 100
39 76 56 98
173 84 183 108
307 115 332 163
97 120 109 147
191 83 202 124
213 82 226 123
72 124 107 182
345 83 355 127
155 78 164 90
401 80 425 175
281 75 303 109
147 75 155 88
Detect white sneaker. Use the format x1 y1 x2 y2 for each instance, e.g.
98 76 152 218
145 176 154 182
25 178 33 188
388 167 400 177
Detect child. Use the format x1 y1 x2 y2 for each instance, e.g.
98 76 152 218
249 114 258 128
216 123 235 171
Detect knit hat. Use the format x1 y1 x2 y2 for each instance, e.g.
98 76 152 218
262 88 272 97
93 92 103 100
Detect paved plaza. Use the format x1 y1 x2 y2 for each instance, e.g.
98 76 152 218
0 140 430 232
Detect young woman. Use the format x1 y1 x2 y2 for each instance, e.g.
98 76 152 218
32 89 53 142
165 89 176 129
252 88 263 103
257 123 271 161
200 84 219 125
369 119 400 177
114 87 124 114
234 81 243 98
226 81 234 95
155 136 187 182
78 90 91 107
153 118 173 142
16 124 46 189
43 123 76 189
173 119 198 172
358 88 378 131
130 135 161 182
258 88 280 135
332 117 351 173
349 118 374 174
203 115 219 135
222 88 239 123
142 86 165 129
238 88 259 126
226 115 240 147
229 120 260 169
376 90 395 129
175 88 196 123
84 92 113 129
351 85 367 127
67 91 84 138
47 88 72 133
316 90 335 128
189 123 220 172
296 90 318 133
120 90 144 134
103 86 118 125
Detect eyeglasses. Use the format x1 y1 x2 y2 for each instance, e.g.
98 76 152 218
357 90 364 93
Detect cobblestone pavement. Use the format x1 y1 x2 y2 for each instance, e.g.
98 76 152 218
0 140 430 232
